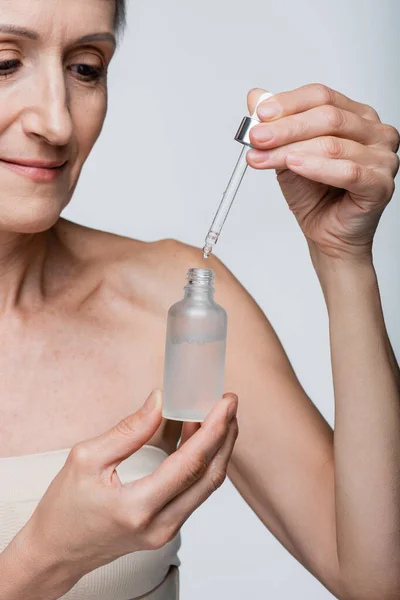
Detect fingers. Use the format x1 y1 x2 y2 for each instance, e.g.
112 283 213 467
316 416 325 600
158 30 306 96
248 84 381 123
247 136 400 177
127 394 238 512
71 389 163 473
284 152 395 206
247 85 399 155
178 392 238 448
249 106 383 151
179 422 200 448
149 414 239 541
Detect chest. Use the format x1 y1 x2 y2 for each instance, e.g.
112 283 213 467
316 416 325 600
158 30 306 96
0 314 169 456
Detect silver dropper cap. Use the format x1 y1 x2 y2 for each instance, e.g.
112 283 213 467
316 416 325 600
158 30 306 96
234 116 262 146
234 91 275 146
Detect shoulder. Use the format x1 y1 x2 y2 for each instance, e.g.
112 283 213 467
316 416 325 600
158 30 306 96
55 219 260 320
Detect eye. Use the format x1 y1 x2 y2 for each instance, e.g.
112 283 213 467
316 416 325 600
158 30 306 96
0 59 20 78
69 63 105 82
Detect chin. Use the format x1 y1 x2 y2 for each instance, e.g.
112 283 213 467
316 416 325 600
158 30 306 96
0 195 67 234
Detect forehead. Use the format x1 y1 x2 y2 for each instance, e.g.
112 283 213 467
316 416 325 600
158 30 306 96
0 0 115 41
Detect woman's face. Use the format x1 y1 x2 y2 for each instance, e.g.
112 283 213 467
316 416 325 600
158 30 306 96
0 0 116 233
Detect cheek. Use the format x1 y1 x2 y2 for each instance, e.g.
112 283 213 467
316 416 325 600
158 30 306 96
0 84 24 134
71 88 108 160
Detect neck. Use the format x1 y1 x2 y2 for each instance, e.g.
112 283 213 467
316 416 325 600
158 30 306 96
0 230 50 313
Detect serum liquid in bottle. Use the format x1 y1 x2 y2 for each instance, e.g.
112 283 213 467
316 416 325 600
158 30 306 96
162 268 227 422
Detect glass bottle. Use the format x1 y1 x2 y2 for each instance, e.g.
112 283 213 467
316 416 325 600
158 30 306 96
162 268 228 422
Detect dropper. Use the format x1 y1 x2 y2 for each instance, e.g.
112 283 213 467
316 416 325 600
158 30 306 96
202 91 274 259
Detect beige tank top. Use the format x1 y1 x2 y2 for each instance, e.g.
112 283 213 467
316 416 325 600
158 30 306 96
0 445 180 599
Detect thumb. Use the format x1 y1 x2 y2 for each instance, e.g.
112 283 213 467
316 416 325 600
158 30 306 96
88 389 163 470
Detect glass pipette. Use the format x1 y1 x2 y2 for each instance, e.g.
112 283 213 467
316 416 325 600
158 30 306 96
203 91 274 259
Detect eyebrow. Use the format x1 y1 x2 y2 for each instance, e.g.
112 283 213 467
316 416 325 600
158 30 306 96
76 33 116 46
0 25 38 39
0 25 116 46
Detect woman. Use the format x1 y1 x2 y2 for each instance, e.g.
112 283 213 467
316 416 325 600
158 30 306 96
0 1 399 599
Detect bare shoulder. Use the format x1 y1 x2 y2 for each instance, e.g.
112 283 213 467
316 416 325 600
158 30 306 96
55 219 267 325
55 220 293 395
112 235 258 316
54 220 219 312
147 239 293 383
54 218 146 264
132 238 277 355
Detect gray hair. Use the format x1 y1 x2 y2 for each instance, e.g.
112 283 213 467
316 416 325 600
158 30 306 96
114 0 127 36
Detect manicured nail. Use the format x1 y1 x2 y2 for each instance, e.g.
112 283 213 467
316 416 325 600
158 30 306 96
142 389 162 414
286 153 305 166
251 125 274 144
247 149 270 164
257 102 280 120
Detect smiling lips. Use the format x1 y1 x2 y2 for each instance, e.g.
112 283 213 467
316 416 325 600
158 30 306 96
0 157 68 182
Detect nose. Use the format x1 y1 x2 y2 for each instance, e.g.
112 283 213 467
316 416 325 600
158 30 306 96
21 61 73 147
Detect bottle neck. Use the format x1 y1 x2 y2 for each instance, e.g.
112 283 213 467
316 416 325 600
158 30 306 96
184 268 215 301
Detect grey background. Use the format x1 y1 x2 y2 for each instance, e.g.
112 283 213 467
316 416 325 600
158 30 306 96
64 0 400 597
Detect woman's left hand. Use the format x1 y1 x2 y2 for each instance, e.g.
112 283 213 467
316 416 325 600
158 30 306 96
246 84 400 261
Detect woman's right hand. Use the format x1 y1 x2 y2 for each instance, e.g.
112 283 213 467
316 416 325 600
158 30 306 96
8 389 238 594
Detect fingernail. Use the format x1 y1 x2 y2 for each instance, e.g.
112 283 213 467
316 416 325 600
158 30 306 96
251 125 274 144
227 402 238 422
142 389 162 414
286 153 304 166
257 102 280 120
247 149 270 164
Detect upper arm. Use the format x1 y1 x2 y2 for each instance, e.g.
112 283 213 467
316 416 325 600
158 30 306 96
209 254 343 597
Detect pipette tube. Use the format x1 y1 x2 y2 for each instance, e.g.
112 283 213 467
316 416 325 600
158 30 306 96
203 146 248 259
202 91 275 259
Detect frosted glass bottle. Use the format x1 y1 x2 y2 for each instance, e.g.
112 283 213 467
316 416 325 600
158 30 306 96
162 268 228 422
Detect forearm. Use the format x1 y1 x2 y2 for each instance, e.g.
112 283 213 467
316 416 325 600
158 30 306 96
314 251 400 597
0 526 79 600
